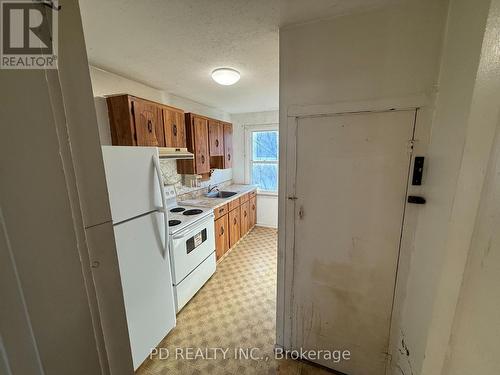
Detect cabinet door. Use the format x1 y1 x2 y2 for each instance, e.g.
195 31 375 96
229 207 241 248
163 108 186 148
208 120 224 156
223 123 233 168
193 116 210 174
249 196 257 229
240 200 250 237
132 100 164 146
215 214 229 260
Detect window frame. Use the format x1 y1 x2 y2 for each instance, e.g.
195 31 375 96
244 123 279 195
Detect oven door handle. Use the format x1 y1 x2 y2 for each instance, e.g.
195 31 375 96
152 154 169 259
172 216 214 240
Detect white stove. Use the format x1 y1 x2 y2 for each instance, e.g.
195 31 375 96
164 185 213 234
164 185 216 312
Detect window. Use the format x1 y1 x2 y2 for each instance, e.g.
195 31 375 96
246 126 278 193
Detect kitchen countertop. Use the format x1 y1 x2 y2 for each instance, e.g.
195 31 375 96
178 184 257 210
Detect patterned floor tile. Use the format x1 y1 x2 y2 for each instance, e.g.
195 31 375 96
136 226 330 374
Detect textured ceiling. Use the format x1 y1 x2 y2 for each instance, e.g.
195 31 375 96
79 0 406 114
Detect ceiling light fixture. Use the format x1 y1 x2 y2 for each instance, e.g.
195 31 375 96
211 68 240 86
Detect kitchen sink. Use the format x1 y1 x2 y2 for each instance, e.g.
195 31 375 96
204 191 238 198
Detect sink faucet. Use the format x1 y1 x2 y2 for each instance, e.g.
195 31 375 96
207 184 220 193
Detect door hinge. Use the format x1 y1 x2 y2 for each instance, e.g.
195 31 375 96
383 351 393 363
407 139 415 154
287 196 298 200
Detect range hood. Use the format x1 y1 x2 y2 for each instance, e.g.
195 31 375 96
158 147 194 160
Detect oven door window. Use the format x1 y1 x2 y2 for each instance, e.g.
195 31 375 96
186 229 208 254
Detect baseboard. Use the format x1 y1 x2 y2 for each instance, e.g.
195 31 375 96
256 223 277 229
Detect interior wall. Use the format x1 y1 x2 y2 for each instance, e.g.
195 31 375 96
443 101 500 375
88 66 231 145
88 66 233 191
0 0 123 372
278 0 449 369
231 111 279 228
414 0 500 374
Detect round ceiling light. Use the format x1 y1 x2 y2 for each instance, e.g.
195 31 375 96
211 68 240 86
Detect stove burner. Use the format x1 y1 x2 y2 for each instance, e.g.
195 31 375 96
168 219 181 226
170 207 186 213
183 209 203 216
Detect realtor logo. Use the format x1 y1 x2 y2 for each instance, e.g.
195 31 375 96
1 0 59 69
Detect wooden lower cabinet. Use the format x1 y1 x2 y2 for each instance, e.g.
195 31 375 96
249 196 257 228
240 200 250 237
228 207 241 248
215 214 229 260
214 190 257 262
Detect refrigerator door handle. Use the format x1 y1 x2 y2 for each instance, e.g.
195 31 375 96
152 155 169 259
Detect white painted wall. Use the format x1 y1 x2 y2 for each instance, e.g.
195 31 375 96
280 1 500 374
278 0 450 371
89 66 232 145
166 93 231 122
88 67 233 191
443 98 500 375
231 111 279 228
0 1 131 374
413 0 500 374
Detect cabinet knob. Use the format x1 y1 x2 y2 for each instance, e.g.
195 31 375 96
147 120 153 133
252 205 255 210
220 227 224 236
228 154 231 161
234 218 237 225
201 155 205 164
215 139 219 147
173 124 177 136
244 211 247 217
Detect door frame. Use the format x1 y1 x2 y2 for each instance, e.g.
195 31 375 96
276 95 431 369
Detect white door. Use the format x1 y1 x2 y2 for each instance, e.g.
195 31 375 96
290 110 416 374
114 211 176 370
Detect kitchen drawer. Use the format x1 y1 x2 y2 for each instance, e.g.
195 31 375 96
228 198 240 211
240 193 250 203
214 204 228 219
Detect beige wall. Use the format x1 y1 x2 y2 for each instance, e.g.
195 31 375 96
278 0 449 372
443 105 500 375
0 1 117 374
231 111 279 228
421 0 500 373
88 66 231 145
1 1 134 374
279 0 500 374
399 0 499 374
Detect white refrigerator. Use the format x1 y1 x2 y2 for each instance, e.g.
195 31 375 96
101 146 176 370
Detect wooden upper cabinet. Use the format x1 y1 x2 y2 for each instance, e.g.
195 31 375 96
131 99 164 146
178 113 210 175
106 94 185 148
193 116 210 174
162 107 186 148
223 122 233 168
177 113 233 175
208 120 224 156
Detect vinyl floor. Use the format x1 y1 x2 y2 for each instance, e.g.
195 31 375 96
137 226 332 375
